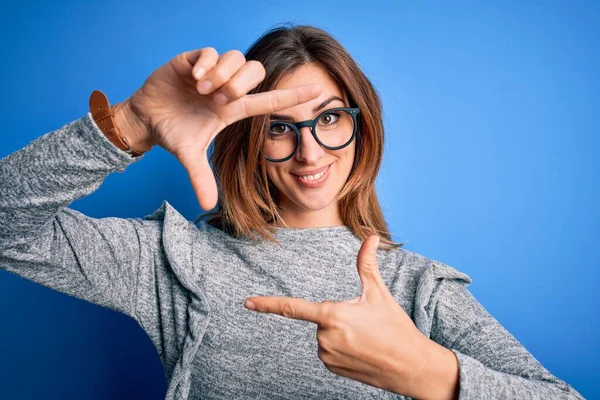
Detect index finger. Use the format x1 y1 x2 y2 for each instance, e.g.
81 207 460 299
242 83 322 117
245 296 326 325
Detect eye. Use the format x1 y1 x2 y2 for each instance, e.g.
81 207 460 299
318 112 341 126
269 123 291 136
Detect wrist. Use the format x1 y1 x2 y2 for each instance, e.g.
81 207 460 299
408 338 460 400
113 99 156 154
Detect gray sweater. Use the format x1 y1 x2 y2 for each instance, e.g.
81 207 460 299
0 113 584 399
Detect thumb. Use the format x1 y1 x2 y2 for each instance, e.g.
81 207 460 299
356 235 384 297
179 149 218 211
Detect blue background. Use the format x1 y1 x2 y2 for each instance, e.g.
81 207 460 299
0 1 597 398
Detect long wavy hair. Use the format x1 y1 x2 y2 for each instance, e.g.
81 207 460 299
195 24 402 250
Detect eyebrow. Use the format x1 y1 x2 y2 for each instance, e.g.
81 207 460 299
269 95 346 122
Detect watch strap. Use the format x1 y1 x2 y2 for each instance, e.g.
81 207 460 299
89 90 143 157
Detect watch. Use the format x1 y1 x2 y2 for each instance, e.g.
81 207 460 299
89 90 143 157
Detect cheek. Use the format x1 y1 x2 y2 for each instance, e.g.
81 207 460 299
265 167 277 188
338 145 356 174
265 164 290 189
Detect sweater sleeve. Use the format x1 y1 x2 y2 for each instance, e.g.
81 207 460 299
430 279 585 399
0 113 159 319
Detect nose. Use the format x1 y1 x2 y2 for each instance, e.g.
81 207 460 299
295 126 325 165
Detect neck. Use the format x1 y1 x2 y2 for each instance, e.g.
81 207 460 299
277 200 343 228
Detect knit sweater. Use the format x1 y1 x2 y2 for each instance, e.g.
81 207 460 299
0 113 585 399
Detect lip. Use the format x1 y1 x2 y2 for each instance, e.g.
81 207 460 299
292 163 332 189
292 163 332 177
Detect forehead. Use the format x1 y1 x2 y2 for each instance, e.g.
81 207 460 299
276 63 347 102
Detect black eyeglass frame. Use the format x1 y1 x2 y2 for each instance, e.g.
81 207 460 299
265 107 361 162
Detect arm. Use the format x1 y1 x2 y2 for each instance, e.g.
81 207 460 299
0 111 152 318
426 279 585 399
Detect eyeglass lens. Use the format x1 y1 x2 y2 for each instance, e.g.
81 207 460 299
265 110 354 161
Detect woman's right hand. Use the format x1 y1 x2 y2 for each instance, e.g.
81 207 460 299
114 47 322 211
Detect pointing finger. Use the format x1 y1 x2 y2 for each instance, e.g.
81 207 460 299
245 296 326 325
242 83 322 118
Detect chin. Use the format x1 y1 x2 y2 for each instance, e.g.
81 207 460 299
294 196 335 211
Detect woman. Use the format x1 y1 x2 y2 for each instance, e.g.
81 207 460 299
0 25 584 400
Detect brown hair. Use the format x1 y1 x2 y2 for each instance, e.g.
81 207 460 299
195 24 402 250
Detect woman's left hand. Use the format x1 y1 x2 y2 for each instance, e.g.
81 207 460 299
244 235 436 397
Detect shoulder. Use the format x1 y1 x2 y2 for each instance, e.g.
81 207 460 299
380 245 472 285
141 200 231 288
143 200 226 236
386 246 473 336
143 199 240 248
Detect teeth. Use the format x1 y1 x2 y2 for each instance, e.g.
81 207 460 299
298 166 328 182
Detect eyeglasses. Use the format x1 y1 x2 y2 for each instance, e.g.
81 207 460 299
264 107 361 162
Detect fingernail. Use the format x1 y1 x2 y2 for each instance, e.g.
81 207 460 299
213 92 228 105
245 300 256 310
199 80 213 93
193 67 205 80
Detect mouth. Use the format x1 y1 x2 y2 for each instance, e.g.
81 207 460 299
291 162 333 188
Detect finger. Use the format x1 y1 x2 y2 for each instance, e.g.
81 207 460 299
170 48 219 83
356 235 385 296
196 49 246 96
212 60 266 105
190 47 219 80
177 149 218 211
241 83 322 118
245 296 325 324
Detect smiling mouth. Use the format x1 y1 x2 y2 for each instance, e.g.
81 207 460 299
292 163 333 188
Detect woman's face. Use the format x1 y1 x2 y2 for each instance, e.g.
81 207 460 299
264 63 356 227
